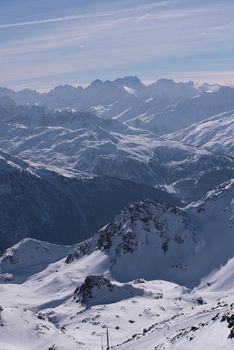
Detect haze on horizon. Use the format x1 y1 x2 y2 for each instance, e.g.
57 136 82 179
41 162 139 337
1 0 234 91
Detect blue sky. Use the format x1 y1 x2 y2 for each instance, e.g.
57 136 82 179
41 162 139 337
0 0 234 90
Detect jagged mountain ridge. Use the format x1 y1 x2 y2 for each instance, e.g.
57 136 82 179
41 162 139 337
64 178 234 287
0 77 228 131
0 77 204 112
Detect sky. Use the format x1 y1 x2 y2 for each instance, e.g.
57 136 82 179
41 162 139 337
0 0 234 91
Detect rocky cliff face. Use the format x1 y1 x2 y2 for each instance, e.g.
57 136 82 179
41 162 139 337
74 275 143 307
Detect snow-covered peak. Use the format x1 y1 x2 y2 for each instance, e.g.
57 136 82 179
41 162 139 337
89 78 103 87
49 84 81 93
114 76 145 91
67 179 234 287
89 76 144 89
151 78 177 86
147 79 199 99
0 238 74 282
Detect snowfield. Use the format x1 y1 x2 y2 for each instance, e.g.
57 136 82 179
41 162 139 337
0 179 233 349
0 107 233 203
168 111 234 157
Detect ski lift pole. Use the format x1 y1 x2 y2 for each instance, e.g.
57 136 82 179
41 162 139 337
106 328 110 350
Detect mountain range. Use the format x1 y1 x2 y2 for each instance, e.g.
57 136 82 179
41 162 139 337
0 76 233 349
0 87 233 203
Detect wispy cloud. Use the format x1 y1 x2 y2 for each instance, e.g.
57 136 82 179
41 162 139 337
0 16 91 29
0 0 234 89
0 1 174 29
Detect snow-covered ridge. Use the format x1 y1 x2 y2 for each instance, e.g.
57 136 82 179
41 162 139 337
0 77 228 129
0 100 233 202
65 179 234 287
0 77 202 111
127 86 234 134
1 178 233 287
167 111 234 157
0 238 75 283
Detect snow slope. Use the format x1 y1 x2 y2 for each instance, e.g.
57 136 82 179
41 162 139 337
0 101 233 202
0 180 234 349
0 77 233 349
66 178 234 287
167 111 234 157
127 86 234 134
198 256 234 292
0 238 75 283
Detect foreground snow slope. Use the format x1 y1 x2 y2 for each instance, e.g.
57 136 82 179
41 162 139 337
0 272 211 350
1 274 234 350
0 180 233 349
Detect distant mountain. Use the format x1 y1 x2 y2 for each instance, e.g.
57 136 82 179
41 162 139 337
0 76 145 111
0 151 180 252
167 111 234 157
147 79 199 98
127 86 234 134
0 77 207 117
2 78 232 136
0 96 19 121
0 100 233 202
1 78 230 136
0 80 233 204
113 79 204 123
